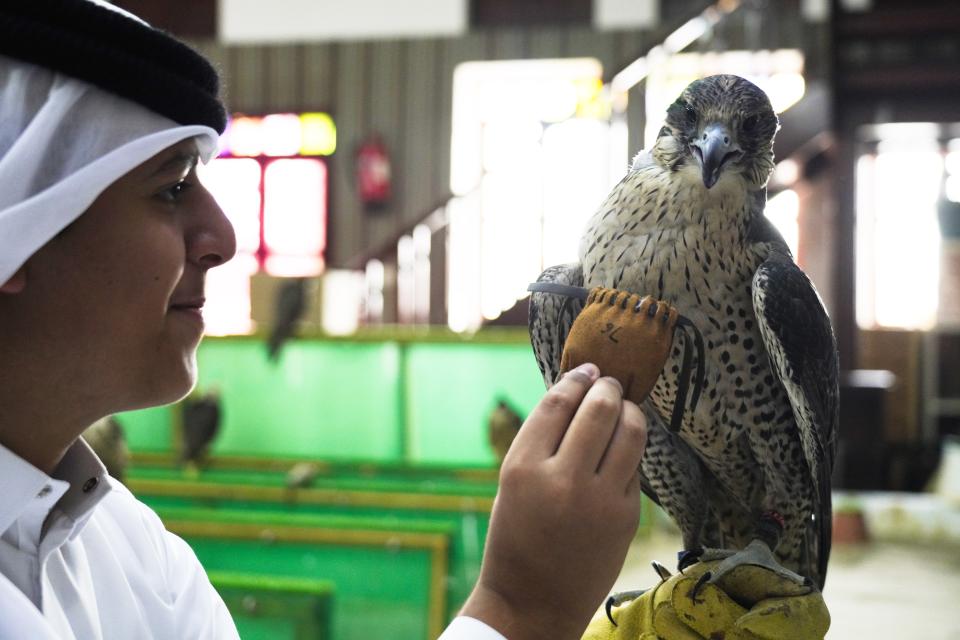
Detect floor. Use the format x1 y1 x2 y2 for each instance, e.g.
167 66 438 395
609 528 960 639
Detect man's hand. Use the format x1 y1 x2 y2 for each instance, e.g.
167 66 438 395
460 362 648 639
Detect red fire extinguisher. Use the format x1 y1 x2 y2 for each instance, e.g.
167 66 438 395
356 135 392 211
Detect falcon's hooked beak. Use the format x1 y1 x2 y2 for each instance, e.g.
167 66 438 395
691 123 742 189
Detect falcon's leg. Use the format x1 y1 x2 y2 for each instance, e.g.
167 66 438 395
692 538 813 599
690 512 813 598
607 412 711 616
676 509 725 572
674 471 755 572
640 411 713 556
698 399 824 591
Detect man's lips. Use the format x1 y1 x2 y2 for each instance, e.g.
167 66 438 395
169 296 204 308
169 297 205 319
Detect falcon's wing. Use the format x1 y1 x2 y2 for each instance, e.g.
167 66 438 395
528 263 585 387
750 215 839 586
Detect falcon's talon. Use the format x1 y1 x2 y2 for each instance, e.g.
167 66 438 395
604 597 618 627
677 548 703 573
651 560 673 581
605 589 649 625
691 571 712 599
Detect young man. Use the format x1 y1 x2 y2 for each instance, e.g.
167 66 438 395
0 1 647 639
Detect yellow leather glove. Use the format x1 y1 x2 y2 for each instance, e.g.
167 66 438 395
583 560 830 640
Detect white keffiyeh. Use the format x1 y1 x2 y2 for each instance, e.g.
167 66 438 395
0 55 220 285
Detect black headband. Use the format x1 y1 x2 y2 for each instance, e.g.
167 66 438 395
0 0 227 133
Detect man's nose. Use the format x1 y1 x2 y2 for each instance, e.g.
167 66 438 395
189 185 236 269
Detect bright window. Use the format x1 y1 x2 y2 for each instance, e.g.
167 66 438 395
765 189 800 258
203 254 258 335
197 113 333 335
263 158 327 276
198 158 262 255
448 58 620 332
855 124 955 329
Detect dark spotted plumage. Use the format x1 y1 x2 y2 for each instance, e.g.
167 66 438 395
529 75 838 589
528 263 585 385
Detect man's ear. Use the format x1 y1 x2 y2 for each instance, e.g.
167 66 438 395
0 267 26 294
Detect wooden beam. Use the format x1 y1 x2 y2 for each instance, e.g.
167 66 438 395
113 0 216 38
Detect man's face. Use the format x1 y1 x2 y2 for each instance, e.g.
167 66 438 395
7 138 236 412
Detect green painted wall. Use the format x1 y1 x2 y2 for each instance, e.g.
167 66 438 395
198 340 404 460
210 573 334 640
404 343 544 465
189 537 431 639
118 332 545 466
118 405 174 453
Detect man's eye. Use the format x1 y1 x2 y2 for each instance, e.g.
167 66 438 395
158 180 193 202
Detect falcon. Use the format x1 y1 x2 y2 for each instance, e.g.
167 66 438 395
488 398 524 465
82 415 130 482
267 278 307 362
179 387 222 475
528 75 839 594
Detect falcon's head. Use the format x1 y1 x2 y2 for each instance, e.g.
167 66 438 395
653 74 779 190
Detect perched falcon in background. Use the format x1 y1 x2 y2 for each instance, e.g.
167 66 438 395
529 75 839 592
286 461 323 489
487 398 524 465
267 278 307 362
82 415 130 482
180 387 222 475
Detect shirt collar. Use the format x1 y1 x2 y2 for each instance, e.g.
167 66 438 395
52 438 112 537
0 438 111 539
0 443 54 536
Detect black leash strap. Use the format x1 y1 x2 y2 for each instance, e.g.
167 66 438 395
671 317 706 433
527 281 590 301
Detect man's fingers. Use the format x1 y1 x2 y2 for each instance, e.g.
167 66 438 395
596 400 647 489
509 363 600 460
554 377 623 471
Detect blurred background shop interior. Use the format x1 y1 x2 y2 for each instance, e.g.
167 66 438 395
86 1 960 638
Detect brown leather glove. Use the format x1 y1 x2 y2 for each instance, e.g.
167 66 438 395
546 284 704 432
560 287 680 405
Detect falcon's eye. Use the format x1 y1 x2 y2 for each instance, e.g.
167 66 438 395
742 114 760 133
684 105 697 127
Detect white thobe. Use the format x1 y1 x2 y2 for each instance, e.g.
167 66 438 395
0 439 238 639
0 439 505 639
